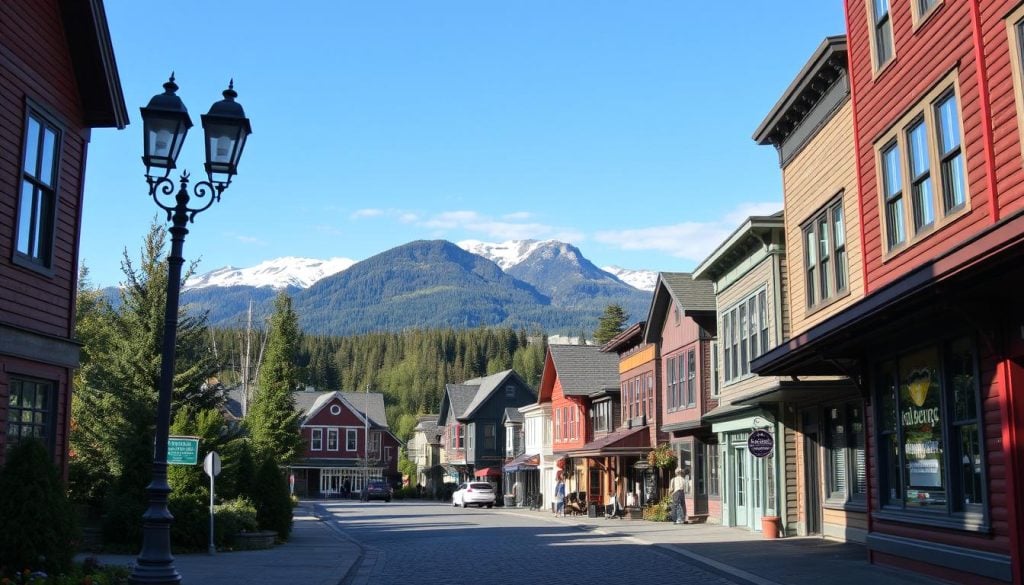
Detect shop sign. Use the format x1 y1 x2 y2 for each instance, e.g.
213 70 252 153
747 429 774 458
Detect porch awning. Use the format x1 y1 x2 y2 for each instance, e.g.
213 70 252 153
733 379 860 406
567 426 649 458
474 467 502 477
503 453 540 472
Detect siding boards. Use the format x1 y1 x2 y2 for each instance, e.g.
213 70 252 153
781 100 863 338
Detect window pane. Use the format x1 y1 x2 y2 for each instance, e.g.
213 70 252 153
936 94 966 212
833 205 847 292
23 116 40 176
882 144 905 247
942 153 966 212
876 17 893 65
819 217 830 299
805 228 816 306
17 182 36 255
748 296 758 359
907 121 934 231
828 407 847 499
40 127 57 186
899 348 945 509
936 95 962 155
759 291 768 355
850 406 867 497
739 304 748 375
959 424 983 507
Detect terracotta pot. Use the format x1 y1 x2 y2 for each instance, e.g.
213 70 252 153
761 515 781 539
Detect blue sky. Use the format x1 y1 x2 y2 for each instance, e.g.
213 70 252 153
81 1 846 287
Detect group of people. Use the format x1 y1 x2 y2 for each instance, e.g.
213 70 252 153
551 467 691 524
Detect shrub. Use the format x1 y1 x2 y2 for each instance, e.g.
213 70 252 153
168 493 211 552
0 439 78 575
250 456 292 541
214 497 259 547
642 498 672 522
100 491 144 549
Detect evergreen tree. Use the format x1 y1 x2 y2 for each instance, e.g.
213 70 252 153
252 455 293 540
593 303 629 345
247 292 302 464
70 223 222 531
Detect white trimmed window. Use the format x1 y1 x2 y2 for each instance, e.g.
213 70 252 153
346 428 358 451
327 428 339 451
311 428 323 451
875 74 968 255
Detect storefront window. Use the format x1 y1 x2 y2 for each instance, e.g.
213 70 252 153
679 442 693 494
876 338 985 518
826 404 867 504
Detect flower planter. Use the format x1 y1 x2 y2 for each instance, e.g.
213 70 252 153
761 516 781 539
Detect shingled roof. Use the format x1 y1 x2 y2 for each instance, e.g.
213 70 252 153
548 345 620 396
294 389 389 429
643 273 716 343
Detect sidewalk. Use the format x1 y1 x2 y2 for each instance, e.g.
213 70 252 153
507 507 939 585
80 504 362 585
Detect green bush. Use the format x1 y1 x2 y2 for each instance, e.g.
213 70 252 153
168 493 211 552
214 498 259 547
251 456 292 541
100 491 144 548
0 439 78 575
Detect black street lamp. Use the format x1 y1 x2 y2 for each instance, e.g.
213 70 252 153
130 75 251 585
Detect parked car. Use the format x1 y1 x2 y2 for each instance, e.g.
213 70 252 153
361 480 392 502
452 482 496 508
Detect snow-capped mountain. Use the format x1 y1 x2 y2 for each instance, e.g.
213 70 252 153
184 256 355 290
602 265 657 292
457 239 553 270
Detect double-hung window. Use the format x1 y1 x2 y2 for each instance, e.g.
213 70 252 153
327 428 339 451
722 289 769 384
346 428 358 451
876 76 968 255
803 197 849 309
16 108 62 270
686 350 696 407
311 428 323 451
870 0 894 70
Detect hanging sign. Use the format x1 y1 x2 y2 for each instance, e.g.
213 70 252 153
747 429 774 458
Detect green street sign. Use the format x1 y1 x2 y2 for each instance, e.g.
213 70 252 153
167 436 200 465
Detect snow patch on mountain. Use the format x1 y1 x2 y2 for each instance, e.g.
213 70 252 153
601 265 658 292
185 256 355 290
457 239 555 270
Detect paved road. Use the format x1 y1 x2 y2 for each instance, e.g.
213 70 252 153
319 500 741 585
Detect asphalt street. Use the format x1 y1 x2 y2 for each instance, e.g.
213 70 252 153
319 500 742 585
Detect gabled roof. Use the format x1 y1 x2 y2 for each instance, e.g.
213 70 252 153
59 0 128 128
439 370 535 423
548 345 620 396
643 273 716 343
691 214 785 283
503 407 524 425
295 390 389 429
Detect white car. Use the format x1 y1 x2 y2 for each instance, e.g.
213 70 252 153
452 482 496 508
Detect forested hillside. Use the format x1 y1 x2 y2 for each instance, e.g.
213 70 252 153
212 325 549 441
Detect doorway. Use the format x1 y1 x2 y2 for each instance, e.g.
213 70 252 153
802 411 821 536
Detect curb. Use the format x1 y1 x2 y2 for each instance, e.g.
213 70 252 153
309 503 366 585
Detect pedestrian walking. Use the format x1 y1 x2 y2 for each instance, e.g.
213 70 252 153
670 468 688 525
554 475 566 517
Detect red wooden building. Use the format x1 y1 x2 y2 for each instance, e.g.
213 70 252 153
754 1 1024 582
290 390 401 497
0 0 127 468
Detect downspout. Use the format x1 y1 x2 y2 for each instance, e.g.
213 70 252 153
769 238 787 533
843 0 875 544
968 0 1000 223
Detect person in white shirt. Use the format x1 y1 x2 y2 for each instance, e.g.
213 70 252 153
669 468 688 525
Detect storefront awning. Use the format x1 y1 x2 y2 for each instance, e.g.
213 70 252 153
503 453 540 472
566 426 649 458
733 379 860 406
474 467 502 477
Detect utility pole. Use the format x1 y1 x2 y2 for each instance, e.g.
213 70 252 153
365 383 370 491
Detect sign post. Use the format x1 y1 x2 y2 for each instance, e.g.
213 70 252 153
203 451 222 555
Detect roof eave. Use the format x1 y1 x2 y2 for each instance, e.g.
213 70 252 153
752 35 847 144
692 216 784 281
59 0 129 129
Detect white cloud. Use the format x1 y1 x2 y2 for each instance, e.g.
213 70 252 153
226 233 265 246
594 201 782 263
351 208 384 219
417 209 583 242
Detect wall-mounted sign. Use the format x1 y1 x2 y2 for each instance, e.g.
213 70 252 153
167 436 200 465
747 429 774 458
